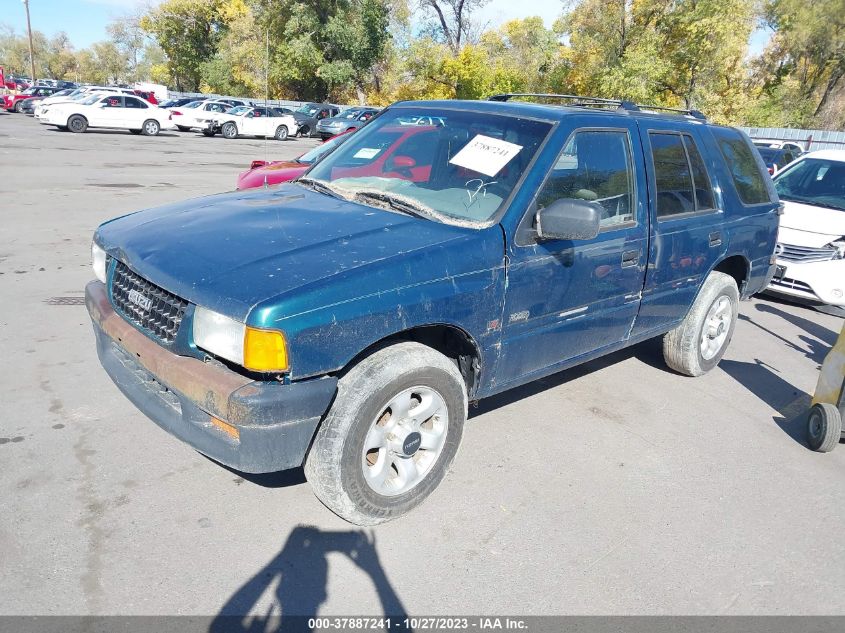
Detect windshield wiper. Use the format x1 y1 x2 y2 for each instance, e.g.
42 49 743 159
295 177 348 200
352 190 435 220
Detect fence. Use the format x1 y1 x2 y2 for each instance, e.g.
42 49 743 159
741 126 845 151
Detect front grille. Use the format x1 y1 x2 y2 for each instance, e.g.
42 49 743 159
110 258 188 344
770 276 814 293
777 242 837 263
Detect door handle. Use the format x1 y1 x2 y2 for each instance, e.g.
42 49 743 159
621 250 640 268
709 231 722 247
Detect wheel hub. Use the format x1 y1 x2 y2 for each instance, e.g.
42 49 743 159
361 386 449 497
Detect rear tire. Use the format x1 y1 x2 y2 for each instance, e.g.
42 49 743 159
222 122 238 139
807 403 842 452
274 125 288 141
663 271 739 376
67 114 87 133
141 119 160 136
305 342 467 525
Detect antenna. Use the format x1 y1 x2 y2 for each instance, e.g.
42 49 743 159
264 26 269 167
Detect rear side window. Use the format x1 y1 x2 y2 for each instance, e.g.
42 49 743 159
713 128 772 205
124 97 147 109
649 132 717 217
650 133 695 216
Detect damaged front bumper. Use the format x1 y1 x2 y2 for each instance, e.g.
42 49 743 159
85 281 337 473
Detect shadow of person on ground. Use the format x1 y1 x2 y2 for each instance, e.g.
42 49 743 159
719 358 811 446
209 526 410 633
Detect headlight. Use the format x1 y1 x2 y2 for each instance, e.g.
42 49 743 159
91 242 107 283
193 306 289 372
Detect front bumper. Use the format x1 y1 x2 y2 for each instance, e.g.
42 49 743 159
86 281 337 473
766 258 845 306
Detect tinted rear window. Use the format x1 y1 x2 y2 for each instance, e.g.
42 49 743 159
713 128 772 205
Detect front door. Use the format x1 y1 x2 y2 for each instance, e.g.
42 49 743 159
90 95 126 128
496 121 649 387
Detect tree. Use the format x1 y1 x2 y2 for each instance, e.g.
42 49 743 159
418 0 490 54
140 0 231 91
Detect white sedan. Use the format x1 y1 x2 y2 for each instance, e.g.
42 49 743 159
167 100 232 131
766 149 845 307
40 93 176 135
210 106 300 141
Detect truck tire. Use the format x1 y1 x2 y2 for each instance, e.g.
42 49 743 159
807 403 842 452
663 271 739 376
305 342 467 525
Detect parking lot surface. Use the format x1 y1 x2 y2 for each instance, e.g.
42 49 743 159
1 112 844 616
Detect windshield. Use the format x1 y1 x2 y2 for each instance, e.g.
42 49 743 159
341 110 361 119
305 107 552 225
774 158 845 211
183 101 203 109
21 88 36 95
80 94 102 106
228 106 250 116
298 132 353 164
756 148 782 162
296 104 319 115
53 89 72 97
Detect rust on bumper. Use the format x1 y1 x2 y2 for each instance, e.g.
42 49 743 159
85 280 251 421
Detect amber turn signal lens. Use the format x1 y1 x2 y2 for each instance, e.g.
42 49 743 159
243 327 289 372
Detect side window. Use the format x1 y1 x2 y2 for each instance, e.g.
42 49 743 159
713 128 772 205
682 134 716 210
649 132 695 217
124 97 147 109
103 96 123 108
536 130 635 229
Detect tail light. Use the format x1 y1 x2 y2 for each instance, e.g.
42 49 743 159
171 110 182 116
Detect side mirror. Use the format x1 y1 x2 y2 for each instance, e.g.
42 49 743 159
250 160 268 170
535 198 602 241
391 155 416 169
246 112 254 118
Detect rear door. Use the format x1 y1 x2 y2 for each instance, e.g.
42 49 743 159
123 96 149 128
630 122 723 337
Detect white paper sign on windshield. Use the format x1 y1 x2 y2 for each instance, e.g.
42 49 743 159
354 147 381 159
448 134 523 177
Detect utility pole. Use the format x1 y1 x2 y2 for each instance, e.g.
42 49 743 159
22 0 37 82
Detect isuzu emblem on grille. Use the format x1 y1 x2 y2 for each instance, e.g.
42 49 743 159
127 289 153 312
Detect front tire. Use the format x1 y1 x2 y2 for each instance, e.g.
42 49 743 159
274 125 288 141
298 124 311 137
67 114 88 133
14 101 23 113
141 119 160 136
663 271 739 376
305 342 467 525
221 122 238 139
807 403 842 452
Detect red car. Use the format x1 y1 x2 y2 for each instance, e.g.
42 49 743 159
236 125 436 190
237 130 354 189
3 85 63 112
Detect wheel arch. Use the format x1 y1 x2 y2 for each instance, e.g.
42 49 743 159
712 254 751 297
338 323 483 398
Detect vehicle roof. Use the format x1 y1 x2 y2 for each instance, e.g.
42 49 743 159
801 149 845 162
391 99 717 127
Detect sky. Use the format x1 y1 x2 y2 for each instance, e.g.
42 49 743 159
2 0 771 54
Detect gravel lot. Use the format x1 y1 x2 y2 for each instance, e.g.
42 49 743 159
1 112 844 618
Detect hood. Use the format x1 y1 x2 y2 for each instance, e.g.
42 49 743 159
96 184 483 320
236 161 307 190
778 199 845 246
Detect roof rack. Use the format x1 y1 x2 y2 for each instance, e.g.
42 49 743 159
487 93 707 121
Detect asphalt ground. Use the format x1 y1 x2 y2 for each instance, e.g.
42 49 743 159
1 112 844 618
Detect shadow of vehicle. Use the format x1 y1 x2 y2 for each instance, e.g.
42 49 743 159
209 526 410 633
471 338 669 419
719 358 810 446
755 298 841 343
